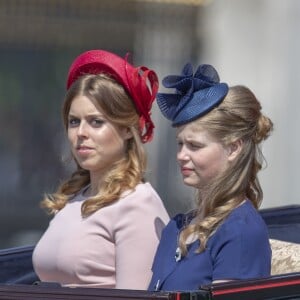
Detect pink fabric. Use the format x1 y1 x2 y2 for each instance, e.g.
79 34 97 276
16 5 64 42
32 183 169 290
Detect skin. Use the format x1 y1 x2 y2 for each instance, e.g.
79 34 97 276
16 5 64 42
67 95 132 195
176 122 239 191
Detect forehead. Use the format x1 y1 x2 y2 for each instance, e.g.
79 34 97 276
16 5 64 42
176 122 218 142
177 123 201 137
69 95 103 114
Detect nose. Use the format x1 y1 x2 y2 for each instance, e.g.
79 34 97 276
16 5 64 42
77 121 88 138
177 144 189 162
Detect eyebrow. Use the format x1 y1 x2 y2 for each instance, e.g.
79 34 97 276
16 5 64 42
68 112 105 118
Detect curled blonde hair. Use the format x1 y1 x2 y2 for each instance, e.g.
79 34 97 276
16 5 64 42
179 85 273 255
42 74 146 217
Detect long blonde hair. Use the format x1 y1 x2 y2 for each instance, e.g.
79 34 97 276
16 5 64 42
178 85 273 255
42 74 146 217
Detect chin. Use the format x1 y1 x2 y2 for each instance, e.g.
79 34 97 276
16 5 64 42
182 179 198 188
77 162 94 171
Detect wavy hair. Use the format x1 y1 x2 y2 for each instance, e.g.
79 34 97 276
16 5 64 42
41 74 146 217
178 85 273 255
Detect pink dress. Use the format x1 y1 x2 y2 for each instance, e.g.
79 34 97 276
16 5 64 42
32 182 169 290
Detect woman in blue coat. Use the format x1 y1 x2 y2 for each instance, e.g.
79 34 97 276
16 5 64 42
149 63 273 291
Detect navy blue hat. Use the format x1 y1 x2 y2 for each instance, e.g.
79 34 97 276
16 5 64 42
156 63 229 126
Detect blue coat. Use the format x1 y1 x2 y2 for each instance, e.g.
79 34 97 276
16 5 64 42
148 200 271 291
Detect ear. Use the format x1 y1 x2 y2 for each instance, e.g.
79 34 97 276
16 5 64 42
121 127 134 140
227 139 243 162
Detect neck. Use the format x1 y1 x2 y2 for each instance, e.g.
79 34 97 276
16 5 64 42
87 171 106 197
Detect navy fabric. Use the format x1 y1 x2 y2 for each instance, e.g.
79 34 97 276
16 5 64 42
156 63 229 126
267 224 300 243
260 205 300 243
148 200 271 291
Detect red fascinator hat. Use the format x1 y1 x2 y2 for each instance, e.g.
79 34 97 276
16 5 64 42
66 49 159 143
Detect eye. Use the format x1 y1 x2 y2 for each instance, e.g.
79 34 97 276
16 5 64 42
68 117 80 127
90 118 104 127
177 140 183 148
188 142 202 150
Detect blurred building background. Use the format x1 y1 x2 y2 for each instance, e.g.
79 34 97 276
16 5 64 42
0 0 299 248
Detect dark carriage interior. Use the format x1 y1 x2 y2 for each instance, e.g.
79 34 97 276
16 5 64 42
260 205 300 244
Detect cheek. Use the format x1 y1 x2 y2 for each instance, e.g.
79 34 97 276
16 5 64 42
193 149 228 174
97 130 125 151
67 130 76 144
207 151 229 174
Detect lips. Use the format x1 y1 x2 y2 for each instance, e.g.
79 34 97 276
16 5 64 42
76 145 94 155
180 167 193 176
77 145 92 150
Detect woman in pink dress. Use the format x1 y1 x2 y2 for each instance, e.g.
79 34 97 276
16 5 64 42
32 50 169 290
